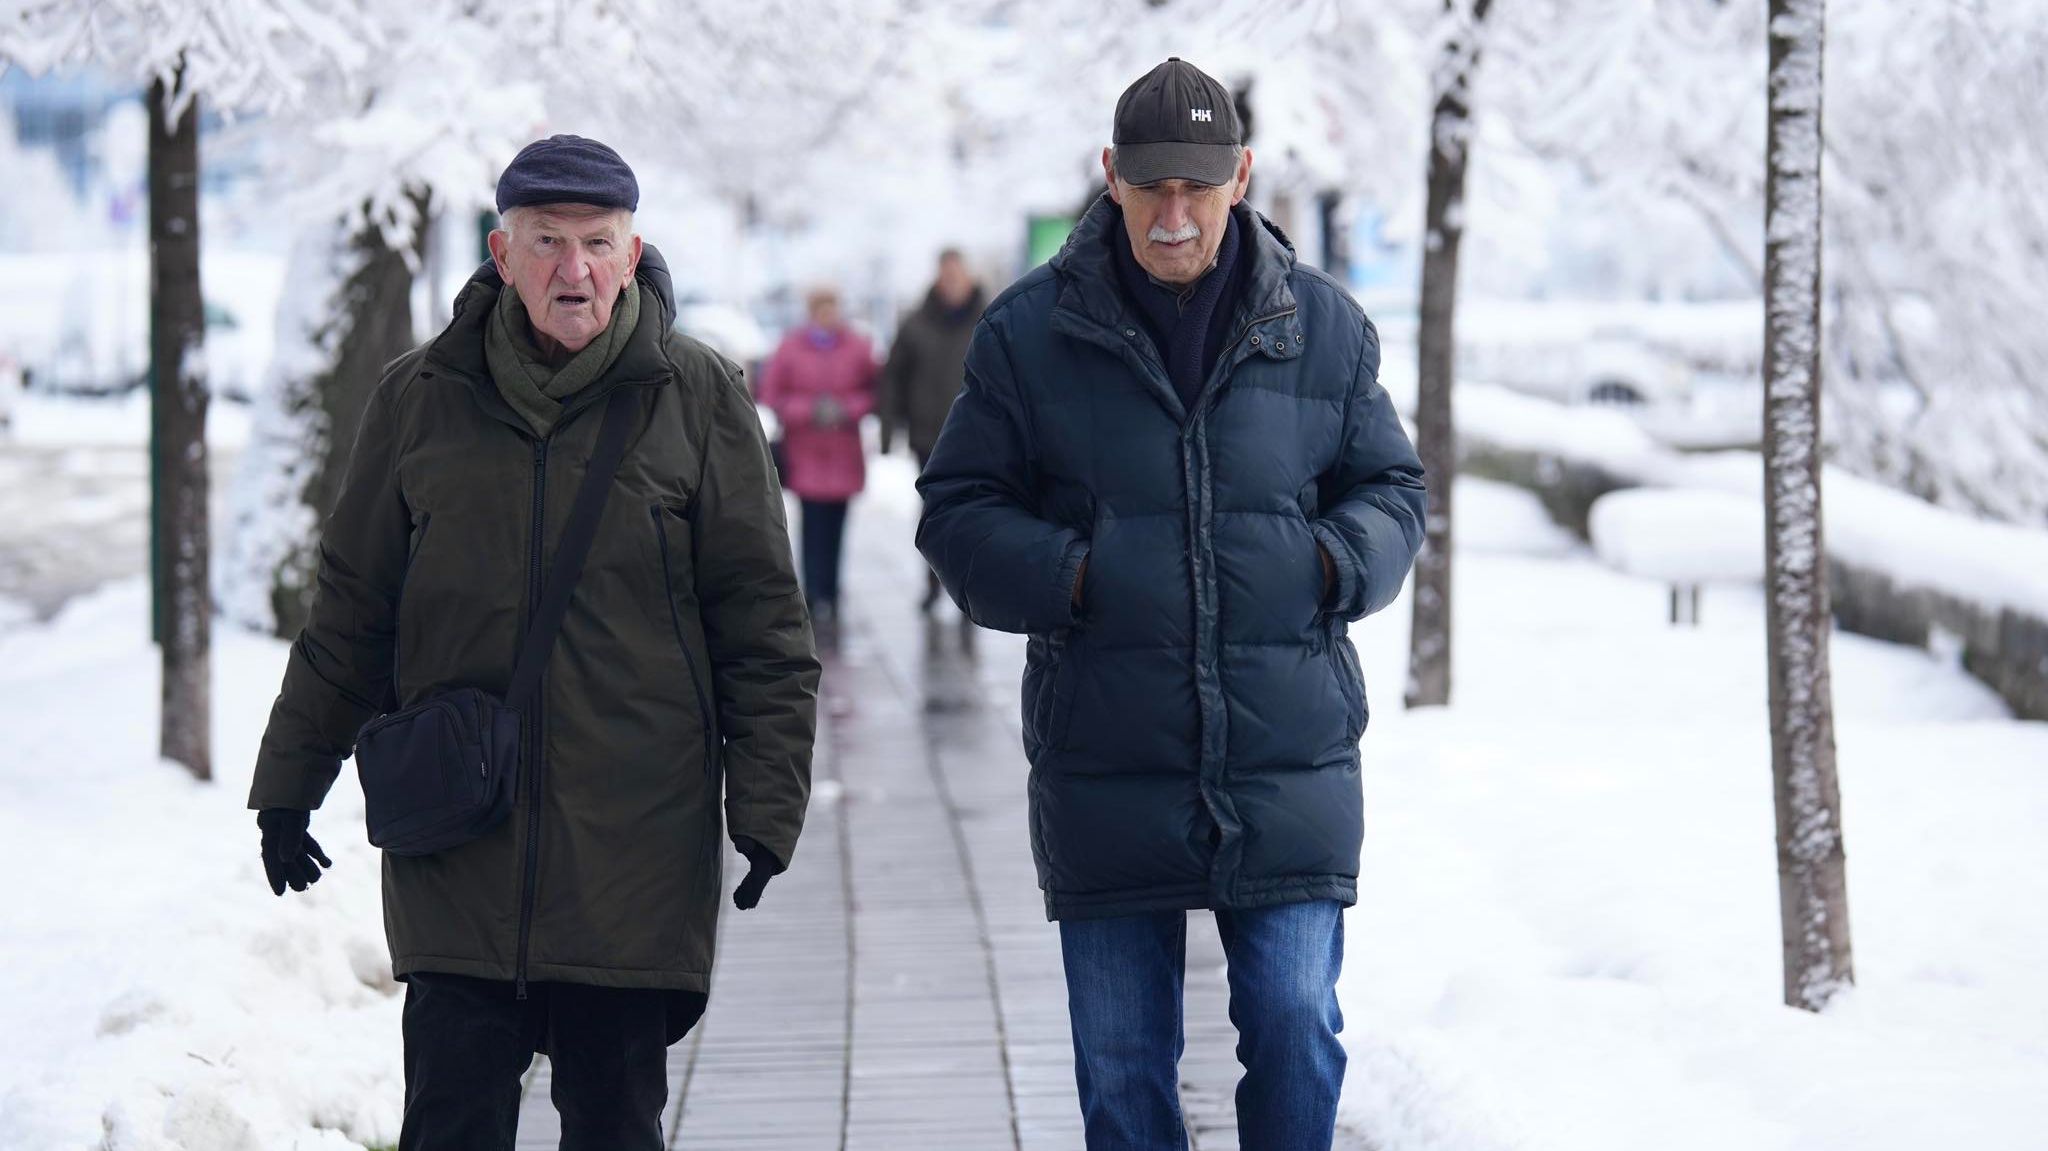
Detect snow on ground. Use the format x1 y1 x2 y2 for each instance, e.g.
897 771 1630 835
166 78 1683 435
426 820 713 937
0 582 398 1150
1672 450 2048 621
1337 479 2048 1151
0 470 2042 1149
1588 486 1763 585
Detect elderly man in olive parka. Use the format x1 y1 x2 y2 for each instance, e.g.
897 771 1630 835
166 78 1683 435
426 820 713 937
250 241 816 985
249 138 818 1147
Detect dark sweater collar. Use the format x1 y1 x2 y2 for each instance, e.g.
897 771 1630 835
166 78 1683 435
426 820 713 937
1110 211 1241 324
1109 209 1243 406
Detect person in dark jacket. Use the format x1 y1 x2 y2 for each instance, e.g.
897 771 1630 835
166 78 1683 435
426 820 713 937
881 249 985 611
916 61 1426 1150
249 135 820 1151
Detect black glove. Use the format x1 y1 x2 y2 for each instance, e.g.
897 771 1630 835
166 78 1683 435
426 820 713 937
731 835 786 911
258 808 331 896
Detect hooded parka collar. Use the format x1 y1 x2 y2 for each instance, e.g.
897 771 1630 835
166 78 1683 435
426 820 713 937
1047 195 1306 424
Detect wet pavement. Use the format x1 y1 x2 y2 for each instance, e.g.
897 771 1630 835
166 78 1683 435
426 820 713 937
0 441 239 625
518 487 1378 1150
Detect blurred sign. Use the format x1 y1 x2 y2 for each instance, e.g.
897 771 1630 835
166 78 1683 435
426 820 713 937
1025 214 1075 268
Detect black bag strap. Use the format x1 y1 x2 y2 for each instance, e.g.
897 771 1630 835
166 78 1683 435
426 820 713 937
505 387 638 709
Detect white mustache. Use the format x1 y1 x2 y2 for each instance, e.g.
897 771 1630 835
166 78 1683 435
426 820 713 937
1147 222 1201 244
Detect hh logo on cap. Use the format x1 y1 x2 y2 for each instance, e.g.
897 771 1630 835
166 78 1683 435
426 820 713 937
1191 108 1213 122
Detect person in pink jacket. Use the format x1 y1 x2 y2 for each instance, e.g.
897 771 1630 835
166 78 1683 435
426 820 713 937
757 286 878 626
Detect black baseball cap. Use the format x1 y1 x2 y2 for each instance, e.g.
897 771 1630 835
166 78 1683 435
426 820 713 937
1111 58 1243 187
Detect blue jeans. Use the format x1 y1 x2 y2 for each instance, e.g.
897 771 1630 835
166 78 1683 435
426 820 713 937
1059 900 1347 1151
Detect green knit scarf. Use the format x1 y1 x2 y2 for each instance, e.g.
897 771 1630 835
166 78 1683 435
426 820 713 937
485 280 642 437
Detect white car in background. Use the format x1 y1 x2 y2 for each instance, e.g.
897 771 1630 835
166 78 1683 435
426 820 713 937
1375 298 1764 450
674 299 772 371
0 250 280 402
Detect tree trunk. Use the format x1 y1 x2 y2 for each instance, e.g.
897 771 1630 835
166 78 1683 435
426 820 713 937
148 68 210 780
1406 0 1491 710
224 198 422 638
1764 0 1853 1011
1317 189 1351 283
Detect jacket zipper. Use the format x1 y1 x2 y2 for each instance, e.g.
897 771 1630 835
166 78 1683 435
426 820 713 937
1139 307 1297 428
651 507 721 774
1186 306 1298 883
514 436 548 1000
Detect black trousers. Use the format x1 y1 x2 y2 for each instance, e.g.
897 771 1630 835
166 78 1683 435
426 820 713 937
800 499 850 609
398 973 702 1151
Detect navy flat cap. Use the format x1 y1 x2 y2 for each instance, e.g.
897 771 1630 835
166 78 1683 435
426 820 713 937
495 134 639 213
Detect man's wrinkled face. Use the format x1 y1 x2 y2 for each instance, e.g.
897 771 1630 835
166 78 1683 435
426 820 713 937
1102 146 1254 287
488 204 643 356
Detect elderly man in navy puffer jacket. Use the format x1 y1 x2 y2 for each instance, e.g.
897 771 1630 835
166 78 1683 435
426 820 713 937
916 58 1427 1151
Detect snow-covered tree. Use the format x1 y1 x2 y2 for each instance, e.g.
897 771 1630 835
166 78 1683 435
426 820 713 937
221 5 544 636
1817 2 2048 523
221 0 941 634
1763 0 1852 1012
1485 0 2048 525
1 0 372 780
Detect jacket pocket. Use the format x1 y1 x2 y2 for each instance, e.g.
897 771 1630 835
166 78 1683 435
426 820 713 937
1045 633 1079 751
1326 621 1367 740
651 504 720 778
1025 631 1079 756
1025 768 1053 886
391 511 433 705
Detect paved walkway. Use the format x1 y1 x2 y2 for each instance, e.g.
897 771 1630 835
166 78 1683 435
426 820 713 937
517 489 1377 1150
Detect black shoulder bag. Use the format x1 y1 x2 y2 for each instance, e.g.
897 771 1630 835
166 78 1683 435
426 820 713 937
353 387 638 857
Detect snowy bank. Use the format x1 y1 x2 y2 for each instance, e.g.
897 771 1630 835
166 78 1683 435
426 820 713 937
1588 487 1763 586
1337 479 2048 1151
1450 380 2048 720
0 581 399 1150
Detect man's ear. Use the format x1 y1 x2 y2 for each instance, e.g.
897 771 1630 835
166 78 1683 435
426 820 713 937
1101 146 1123 205
486 229 512 280
1230 146 1254 207
626 233 644 279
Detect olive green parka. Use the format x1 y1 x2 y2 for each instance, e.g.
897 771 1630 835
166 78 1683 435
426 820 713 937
249 247 819 994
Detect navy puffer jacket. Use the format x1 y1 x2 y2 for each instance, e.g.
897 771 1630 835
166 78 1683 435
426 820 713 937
917 196 1426 920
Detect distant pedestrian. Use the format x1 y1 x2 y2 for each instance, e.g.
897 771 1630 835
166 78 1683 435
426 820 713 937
881 249 985 612
249 135 820 1151
758 286 879 630
0 353 22 437
917 58 1426 1150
